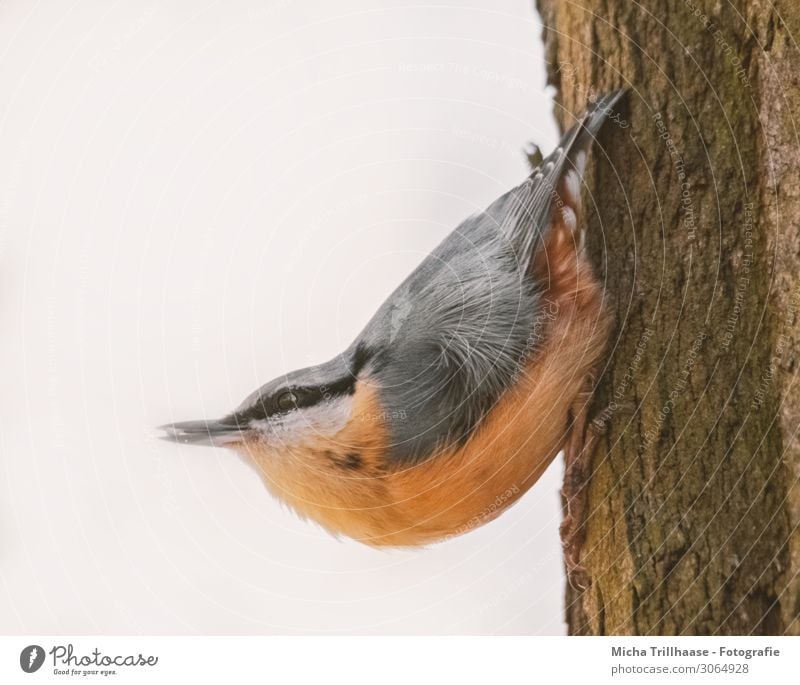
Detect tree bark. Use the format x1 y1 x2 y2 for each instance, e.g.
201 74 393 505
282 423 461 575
534 0 800 635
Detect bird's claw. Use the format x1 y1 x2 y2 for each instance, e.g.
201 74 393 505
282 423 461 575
560 515 591 590
561 398 634 590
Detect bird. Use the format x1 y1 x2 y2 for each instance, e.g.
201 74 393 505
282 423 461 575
161 90 625 584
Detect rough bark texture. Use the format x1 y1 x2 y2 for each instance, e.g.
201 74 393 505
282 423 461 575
535 0 800 635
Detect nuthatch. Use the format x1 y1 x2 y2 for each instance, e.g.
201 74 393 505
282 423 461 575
162 90 624 582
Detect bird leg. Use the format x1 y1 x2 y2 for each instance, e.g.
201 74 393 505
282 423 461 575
560 378 616 590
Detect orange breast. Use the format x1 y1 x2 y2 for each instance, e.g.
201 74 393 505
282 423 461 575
238 235 609 547
372 267 609 546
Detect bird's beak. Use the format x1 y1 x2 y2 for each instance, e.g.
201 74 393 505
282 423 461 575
158 418 248 447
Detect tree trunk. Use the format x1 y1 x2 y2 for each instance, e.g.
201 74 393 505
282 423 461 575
534 0 800 635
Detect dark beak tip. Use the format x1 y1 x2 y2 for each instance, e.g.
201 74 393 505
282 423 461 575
156 419 246 446
156 424 189 444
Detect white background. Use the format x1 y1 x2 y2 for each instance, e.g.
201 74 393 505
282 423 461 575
0 0 566 634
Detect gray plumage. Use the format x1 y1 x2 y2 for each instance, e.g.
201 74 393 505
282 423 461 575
348 89 625 461
162 90 625 463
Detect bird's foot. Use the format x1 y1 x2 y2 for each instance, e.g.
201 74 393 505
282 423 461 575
560 399 632 590
560 514 591 590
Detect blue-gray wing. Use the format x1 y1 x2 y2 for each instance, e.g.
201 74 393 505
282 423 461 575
353 90 625 462
354 212 542 462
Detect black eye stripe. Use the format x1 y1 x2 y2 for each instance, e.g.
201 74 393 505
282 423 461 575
235 376 357 423
286 387 321 408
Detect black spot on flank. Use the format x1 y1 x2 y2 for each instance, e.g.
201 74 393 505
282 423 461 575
329 451 363 470
344 452 363 469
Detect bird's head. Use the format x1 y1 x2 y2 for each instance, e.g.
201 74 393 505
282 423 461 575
159 347 405 540
160 353 369 453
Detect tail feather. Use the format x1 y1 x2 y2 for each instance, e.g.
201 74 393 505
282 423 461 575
561 88 627 174
493 89 626 259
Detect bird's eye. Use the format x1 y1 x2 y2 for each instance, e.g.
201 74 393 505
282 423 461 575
276 391 299 412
